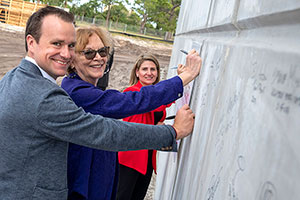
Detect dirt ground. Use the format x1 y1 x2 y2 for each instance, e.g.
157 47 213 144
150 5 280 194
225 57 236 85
0 27 173 199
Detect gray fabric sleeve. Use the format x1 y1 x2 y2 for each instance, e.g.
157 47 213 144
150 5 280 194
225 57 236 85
37 88 177 152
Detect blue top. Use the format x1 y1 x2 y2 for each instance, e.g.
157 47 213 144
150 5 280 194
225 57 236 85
61 72 183 200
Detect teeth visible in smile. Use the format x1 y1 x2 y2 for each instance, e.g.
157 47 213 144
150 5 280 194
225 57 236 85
92 65 102 68
56 60 67 65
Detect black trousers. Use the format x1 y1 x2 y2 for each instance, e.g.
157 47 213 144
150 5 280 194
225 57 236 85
116 150 154 200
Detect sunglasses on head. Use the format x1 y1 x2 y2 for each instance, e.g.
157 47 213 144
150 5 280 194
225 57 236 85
80 46 110 60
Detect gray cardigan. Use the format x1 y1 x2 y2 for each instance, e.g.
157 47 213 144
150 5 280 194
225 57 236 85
0 59 179 200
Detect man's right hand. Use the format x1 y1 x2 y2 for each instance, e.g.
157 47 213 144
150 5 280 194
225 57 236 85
172 104 195 140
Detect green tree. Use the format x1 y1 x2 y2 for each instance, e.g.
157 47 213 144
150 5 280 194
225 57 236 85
37 0 72 7
153 0 181 32
104 3 127 25
101 0 121 27
70 0 101 18
132 0 156 34
125 11 140 25
131 0 181 36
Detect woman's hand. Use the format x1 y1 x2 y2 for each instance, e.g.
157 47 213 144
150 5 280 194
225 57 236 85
178 49 202 86
177 64 185 75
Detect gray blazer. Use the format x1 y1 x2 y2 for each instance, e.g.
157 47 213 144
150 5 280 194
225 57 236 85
0 59 178 200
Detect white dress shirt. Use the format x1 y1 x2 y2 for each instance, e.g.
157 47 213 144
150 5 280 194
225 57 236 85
25 56 56 84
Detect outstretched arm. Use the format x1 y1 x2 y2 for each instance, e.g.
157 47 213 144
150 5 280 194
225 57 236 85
61 51 202 119
62 75 183 119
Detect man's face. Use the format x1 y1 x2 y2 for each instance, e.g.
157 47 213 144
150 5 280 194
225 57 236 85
27 15 76 79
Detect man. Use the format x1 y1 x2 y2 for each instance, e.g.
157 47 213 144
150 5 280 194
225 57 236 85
0 6 201 200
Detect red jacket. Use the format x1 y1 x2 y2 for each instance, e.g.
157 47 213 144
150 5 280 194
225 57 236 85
118 81 171 175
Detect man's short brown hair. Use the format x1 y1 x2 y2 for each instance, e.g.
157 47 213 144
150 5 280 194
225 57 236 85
25 6 74 51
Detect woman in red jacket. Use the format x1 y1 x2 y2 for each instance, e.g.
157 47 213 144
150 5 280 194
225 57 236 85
117 54 172 200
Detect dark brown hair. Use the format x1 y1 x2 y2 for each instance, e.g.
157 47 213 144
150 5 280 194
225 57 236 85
25 6 74 51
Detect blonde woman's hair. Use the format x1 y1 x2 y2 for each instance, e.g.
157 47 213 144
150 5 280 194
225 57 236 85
129 54 160 86
67 26 113 74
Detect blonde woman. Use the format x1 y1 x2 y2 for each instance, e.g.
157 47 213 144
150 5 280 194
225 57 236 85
117 54 172 200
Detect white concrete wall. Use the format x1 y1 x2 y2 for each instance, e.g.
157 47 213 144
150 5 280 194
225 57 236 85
156 1 300 199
